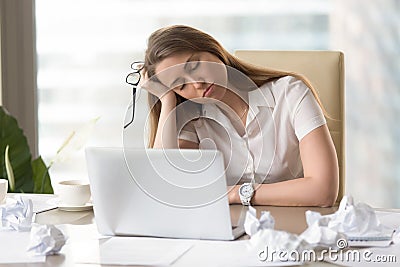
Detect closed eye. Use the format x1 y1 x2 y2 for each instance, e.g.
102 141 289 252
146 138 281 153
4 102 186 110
188 61 200 72
175 60 199 90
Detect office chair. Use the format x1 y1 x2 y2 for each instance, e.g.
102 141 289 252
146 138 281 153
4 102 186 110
234 50 345 204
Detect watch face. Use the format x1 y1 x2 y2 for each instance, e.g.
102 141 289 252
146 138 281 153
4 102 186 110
240 184 253 198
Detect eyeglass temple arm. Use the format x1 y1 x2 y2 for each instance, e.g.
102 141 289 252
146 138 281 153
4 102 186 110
124 87 136 129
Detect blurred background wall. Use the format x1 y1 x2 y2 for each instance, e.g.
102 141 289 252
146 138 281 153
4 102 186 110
33 0 400 207
331 0 400 207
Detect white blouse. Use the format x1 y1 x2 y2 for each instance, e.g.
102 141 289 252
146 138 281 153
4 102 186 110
177 76 326 186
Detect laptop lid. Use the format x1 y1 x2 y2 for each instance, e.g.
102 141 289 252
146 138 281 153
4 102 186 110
85 147 243 240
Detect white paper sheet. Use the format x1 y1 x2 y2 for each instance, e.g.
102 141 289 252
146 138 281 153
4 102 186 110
345 210 400 247
173 239 302 267
0 230 46 263
74 236 193 265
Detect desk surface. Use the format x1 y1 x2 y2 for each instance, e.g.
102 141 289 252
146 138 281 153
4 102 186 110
4 201 398 267
26 205 339 266
34 204 339 234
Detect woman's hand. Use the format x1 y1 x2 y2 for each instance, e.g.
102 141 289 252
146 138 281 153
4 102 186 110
139 70 176 105
141 69 179 149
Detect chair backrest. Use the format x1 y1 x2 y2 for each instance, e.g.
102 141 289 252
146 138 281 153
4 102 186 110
234 50 345 204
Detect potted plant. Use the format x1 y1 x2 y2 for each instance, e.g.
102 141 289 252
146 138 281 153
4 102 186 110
1 106 53 193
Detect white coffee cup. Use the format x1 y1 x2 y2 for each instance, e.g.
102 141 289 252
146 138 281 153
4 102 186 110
0 179 8 205
58 180 91 206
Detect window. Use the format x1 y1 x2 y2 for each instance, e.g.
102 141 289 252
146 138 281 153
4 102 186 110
35 0 400 207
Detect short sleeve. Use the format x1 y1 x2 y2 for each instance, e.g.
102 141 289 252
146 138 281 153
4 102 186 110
288 79 326 141
178 120 199 143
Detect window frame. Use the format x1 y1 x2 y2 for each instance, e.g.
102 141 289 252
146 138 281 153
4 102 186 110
0 0 38 157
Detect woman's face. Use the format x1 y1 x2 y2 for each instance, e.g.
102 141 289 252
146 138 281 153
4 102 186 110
155 51 228 103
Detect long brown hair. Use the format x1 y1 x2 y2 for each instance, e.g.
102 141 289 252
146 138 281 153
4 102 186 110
144 25 326 148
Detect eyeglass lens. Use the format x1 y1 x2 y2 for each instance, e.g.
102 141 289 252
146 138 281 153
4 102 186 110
131 62 144 71
126 72 141 85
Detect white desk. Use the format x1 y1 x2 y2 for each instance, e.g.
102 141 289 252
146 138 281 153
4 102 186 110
37 203 338 266
2 195 399 266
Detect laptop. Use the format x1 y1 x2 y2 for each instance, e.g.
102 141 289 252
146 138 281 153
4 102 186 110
85 147 245 240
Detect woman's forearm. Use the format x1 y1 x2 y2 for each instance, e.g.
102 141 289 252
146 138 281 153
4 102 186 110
230 175 338 207
254 176 337 206
153 96 178 149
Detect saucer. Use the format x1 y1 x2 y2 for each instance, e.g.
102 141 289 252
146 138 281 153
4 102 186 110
47 198 93 212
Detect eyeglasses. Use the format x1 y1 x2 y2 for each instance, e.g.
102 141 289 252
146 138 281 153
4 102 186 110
124 61 144 128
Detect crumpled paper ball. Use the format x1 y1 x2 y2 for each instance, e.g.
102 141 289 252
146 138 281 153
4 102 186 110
0 196 33 231
243 195 395 262
331 196 391 237
303 196 393 241
27 224 67 256
244 205 310 262
244 205 275 237
300 212 346 248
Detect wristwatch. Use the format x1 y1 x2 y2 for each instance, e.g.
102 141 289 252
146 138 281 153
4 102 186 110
239 182 254 206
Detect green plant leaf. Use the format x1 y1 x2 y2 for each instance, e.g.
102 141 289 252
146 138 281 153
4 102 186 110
0 106 33 192
5 145 15 191
31 156 53 194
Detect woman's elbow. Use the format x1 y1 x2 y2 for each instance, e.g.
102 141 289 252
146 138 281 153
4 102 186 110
315 176 339 207
318 192 338 207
